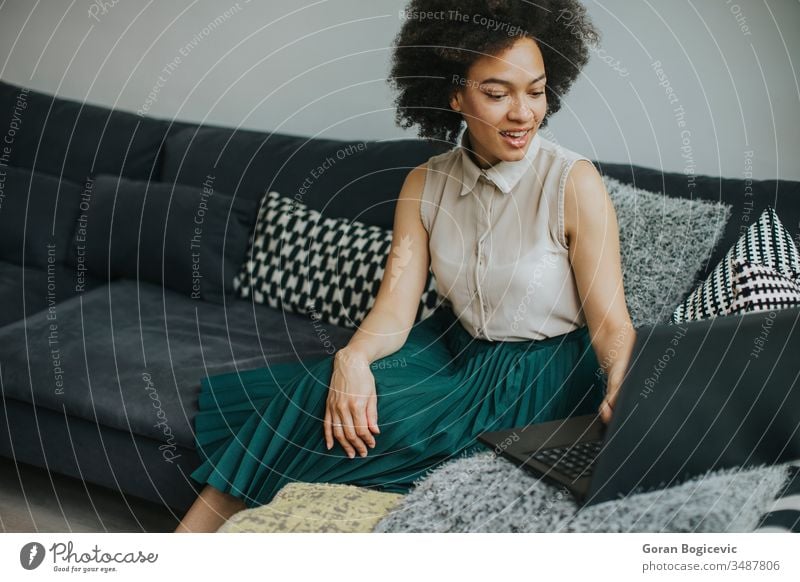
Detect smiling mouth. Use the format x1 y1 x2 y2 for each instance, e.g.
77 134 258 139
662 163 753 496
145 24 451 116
499 129 532 138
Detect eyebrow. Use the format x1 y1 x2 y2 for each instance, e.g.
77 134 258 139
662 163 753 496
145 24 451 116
478 73 546 87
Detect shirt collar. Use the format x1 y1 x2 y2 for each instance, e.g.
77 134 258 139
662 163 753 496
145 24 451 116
458 129 541 197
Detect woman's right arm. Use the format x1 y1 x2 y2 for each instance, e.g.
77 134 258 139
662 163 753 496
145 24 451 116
324 162 432 457
341 162 431 362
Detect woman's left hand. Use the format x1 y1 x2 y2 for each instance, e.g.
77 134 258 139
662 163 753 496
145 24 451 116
598 366 625 424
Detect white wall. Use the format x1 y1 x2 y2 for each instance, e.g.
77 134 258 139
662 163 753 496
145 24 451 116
0 0 797 181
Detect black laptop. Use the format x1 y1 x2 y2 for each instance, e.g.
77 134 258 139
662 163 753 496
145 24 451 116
478 306 800 506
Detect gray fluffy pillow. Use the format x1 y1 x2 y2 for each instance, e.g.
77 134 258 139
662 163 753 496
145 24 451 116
601 176 732 327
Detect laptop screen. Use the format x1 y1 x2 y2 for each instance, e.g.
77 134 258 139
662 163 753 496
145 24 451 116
585 306 800 505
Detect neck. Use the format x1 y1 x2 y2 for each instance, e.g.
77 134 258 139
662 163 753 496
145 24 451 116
464 132 498 169
468 150 494 170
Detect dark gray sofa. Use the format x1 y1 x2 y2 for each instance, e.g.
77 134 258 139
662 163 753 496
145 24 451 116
1 77 798 514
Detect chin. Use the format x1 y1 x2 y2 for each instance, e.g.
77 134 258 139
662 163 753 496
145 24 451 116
495 147 528 162
504 149 528 160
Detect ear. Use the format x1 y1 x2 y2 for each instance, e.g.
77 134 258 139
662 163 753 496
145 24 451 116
449 90 462 112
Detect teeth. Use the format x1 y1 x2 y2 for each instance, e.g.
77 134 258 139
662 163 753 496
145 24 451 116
502 130 528 138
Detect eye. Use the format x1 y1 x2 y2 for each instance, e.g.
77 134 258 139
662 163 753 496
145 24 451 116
529 91 545 98
484 92 507 101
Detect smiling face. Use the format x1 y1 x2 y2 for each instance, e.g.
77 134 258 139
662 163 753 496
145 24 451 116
449 36 548 169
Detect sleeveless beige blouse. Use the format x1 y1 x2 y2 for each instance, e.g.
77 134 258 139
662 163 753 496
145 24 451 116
420 130 593 342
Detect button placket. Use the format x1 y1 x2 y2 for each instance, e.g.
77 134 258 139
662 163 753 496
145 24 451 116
474 179 494 339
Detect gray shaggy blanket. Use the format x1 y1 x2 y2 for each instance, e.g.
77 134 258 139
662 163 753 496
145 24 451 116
373 451 791 533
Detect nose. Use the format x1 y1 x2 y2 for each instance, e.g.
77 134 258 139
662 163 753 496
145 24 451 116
507 95 534 123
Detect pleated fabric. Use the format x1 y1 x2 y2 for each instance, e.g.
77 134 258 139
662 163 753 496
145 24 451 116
190 304 605 508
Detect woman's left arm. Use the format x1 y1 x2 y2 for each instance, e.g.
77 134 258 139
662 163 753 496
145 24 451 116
563 160 637 424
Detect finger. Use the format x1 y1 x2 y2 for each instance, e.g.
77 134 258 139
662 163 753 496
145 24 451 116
607 387 620 409
331 413 355 458
598 398 612 424
323 406 333 450
339 408 368 458
367 393 380 436
352 404 376 449
602 384 620 424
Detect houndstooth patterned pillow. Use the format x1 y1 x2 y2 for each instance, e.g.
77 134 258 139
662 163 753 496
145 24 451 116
234 190 441 328
672 206 800 323
727 258 800 315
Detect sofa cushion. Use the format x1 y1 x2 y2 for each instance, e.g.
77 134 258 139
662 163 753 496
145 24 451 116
234 190 440 328
0 280 354 449
65 174 258 302
0 397 202 512
0 79 168 182
0 261 104 327
160 125 448 229
0 166 86 268
672 206 800 322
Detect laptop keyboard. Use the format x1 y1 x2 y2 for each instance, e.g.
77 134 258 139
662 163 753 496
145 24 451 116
529 440 603 480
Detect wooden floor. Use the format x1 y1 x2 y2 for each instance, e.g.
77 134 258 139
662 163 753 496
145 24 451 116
0 456 182 532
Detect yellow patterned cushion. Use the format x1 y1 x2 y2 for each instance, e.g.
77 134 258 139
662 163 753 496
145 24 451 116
216 482 405 533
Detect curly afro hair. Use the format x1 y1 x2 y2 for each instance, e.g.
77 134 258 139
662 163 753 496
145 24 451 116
388 0 600 143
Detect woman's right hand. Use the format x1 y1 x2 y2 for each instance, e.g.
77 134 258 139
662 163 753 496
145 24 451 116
324 348 380 458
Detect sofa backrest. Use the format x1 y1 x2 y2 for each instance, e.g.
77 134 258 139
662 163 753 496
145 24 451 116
0 79 169 183
2 76 798 293
0 78 448 232
158 125 448 230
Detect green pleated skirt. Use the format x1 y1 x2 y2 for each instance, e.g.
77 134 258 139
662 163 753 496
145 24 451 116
190 304 606 508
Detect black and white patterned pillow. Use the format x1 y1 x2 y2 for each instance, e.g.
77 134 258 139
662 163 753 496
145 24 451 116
727 258 800 315
234 191 441 328
672 206 800 323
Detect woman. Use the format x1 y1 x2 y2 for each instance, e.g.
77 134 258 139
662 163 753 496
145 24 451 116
175 0 636 533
